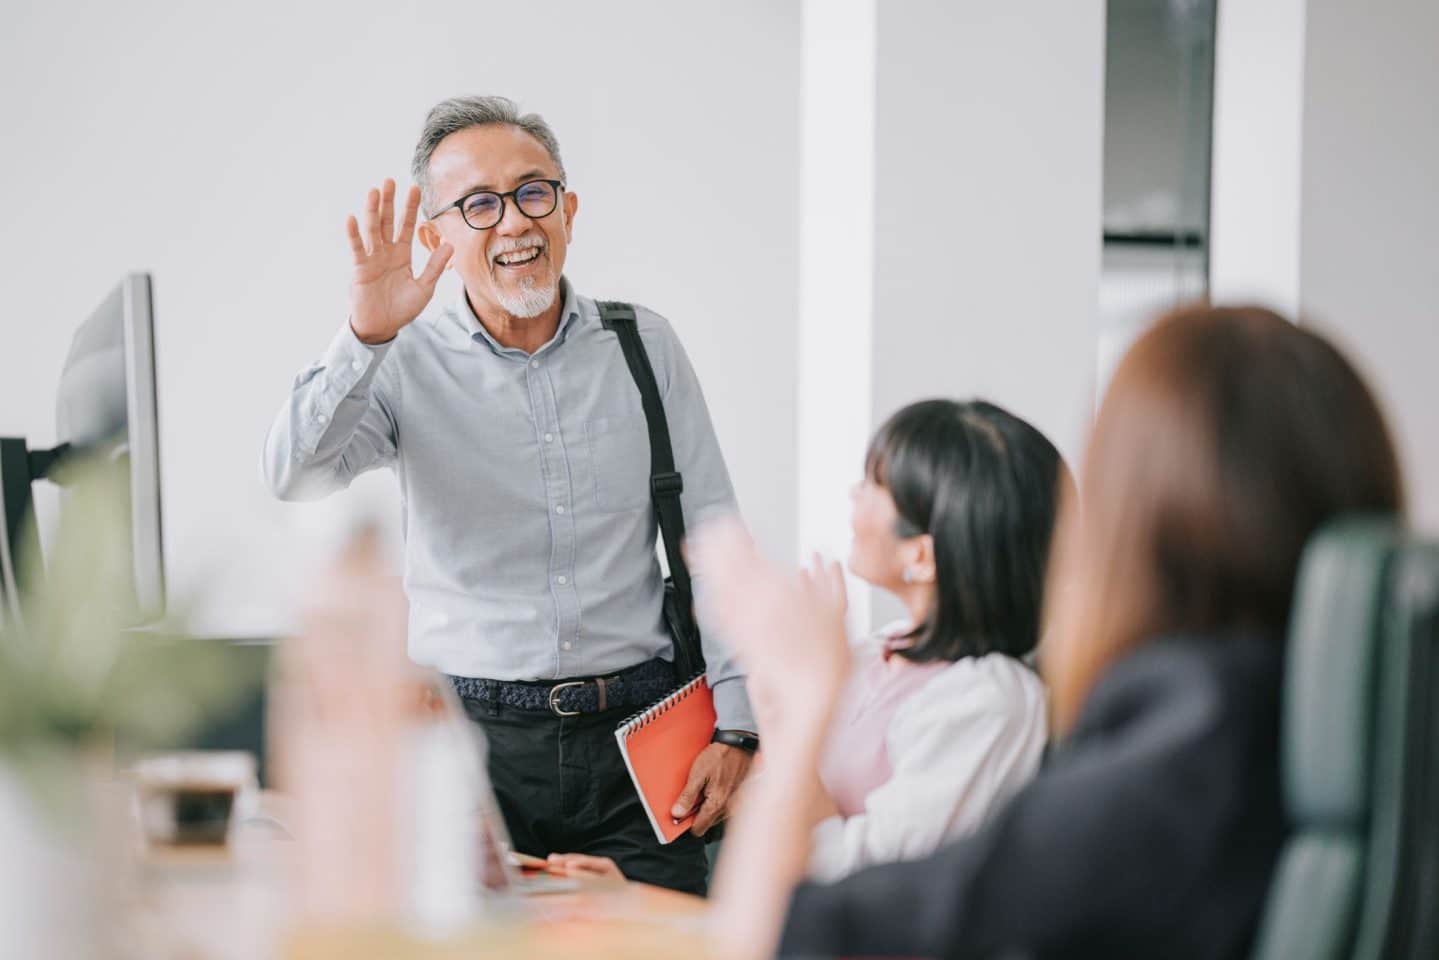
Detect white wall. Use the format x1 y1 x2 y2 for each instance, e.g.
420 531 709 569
1299 0 1439 532
1209 0 1307 312
871 1 1104 473
1211 0 1439 532
0 0 799 636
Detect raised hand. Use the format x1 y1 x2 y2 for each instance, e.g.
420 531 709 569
691 517 851 744
346 179 453 345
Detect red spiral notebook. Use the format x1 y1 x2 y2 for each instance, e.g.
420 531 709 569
614 674 716 844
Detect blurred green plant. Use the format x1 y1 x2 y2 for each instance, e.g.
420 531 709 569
0 456 265 818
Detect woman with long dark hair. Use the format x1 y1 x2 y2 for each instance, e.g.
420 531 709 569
698 306 1404 959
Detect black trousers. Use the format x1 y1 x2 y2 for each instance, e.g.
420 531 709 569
459 696 709 896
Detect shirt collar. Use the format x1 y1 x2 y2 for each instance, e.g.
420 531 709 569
453 276 581 358
880 622 917 661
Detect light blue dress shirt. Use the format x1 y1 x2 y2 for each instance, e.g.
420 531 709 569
263 278 753 729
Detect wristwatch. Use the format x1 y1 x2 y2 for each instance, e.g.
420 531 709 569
711 728 761 754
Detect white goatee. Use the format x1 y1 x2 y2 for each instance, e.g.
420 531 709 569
496 277 558 319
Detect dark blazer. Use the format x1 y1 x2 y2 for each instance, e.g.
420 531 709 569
779 632 1286 959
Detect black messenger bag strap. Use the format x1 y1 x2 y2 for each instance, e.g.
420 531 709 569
596 301 705 680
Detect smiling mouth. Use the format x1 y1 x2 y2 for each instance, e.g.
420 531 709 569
494 247 542 268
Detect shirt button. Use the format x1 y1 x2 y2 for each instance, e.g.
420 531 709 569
557 575 568 585
543 432 554 443
315 412 329 424
351 360 363 372
555 504 566 515
530 359 539 369
562 641 573 651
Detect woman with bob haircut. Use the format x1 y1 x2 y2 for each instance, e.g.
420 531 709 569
695 305 1404 960
552 399 1066 884
799 398 1063 882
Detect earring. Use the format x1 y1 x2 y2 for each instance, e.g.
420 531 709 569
902 568 915 584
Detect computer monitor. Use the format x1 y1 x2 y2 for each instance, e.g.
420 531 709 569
0 272 165 627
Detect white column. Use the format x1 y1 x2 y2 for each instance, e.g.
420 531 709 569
797 0 878 631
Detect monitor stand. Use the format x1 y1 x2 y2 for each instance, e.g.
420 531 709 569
0 437 70 628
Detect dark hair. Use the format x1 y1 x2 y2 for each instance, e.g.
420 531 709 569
1046 305 1405 732
864 399 1069 663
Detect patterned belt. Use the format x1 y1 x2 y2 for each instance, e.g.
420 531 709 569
448 657 677 717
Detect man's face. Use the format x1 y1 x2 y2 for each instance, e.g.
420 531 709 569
418 123 577 322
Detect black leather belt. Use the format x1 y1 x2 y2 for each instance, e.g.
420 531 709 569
448 657 676 717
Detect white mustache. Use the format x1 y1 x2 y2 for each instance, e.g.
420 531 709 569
490 236 545 264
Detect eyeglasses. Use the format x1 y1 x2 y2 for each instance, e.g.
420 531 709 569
428 179 565 231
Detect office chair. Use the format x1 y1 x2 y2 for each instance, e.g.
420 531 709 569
1251 521 1438 959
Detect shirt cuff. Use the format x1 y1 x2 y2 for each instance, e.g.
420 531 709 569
325 319 395 382
709 675 756 733
290 322 394 455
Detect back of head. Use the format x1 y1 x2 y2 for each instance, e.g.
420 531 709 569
867 398 1070 662
1046 305 1405 733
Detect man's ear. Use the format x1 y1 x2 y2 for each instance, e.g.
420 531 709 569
563 190 579 243
417 220 441 254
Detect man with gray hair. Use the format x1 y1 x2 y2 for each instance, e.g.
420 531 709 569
263 96 755 894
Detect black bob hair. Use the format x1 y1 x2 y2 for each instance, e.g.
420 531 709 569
864 398 1069 663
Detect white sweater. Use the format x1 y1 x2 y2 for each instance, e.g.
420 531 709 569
807 639 1049 883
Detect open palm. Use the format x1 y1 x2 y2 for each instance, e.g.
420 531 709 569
691 517 851 740
346 178 453 344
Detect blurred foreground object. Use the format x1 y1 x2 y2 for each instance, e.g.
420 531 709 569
272 526 491 938
134 750 257 847
0 459 262 958
270 526 414 926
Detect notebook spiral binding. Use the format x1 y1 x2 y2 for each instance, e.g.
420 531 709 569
616 671 708 734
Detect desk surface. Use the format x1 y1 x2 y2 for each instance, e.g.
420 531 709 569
284 883 712 960
132 794 713 959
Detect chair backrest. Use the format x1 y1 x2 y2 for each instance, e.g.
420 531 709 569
1251 521 1439 960
1353 538 1439 958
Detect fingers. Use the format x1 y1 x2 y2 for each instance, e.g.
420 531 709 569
807 552 827 591
398 184 421 244
379 178 396 244
799 553 845 614
671 761 709 820
691 515 764 600
828 560 849 613
692 793 726 837
547 854 624 879
352 179 423 262
345 215 367 262
417 241 453 289
363 187 383 253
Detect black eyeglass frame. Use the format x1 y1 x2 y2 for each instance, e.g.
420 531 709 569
427 178 566 231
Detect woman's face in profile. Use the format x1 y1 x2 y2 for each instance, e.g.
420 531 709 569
847 479 908 590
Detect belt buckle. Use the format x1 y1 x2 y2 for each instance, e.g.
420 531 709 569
547 680 586 717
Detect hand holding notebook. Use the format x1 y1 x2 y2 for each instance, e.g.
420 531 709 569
613 675 717 844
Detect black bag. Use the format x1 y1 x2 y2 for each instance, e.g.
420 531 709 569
597 301 705 682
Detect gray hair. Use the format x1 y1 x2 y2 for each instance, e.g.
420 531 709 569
411 95 567 212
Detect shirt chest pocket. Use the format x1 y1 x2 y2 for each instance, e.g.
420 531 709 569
585 415 653 513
